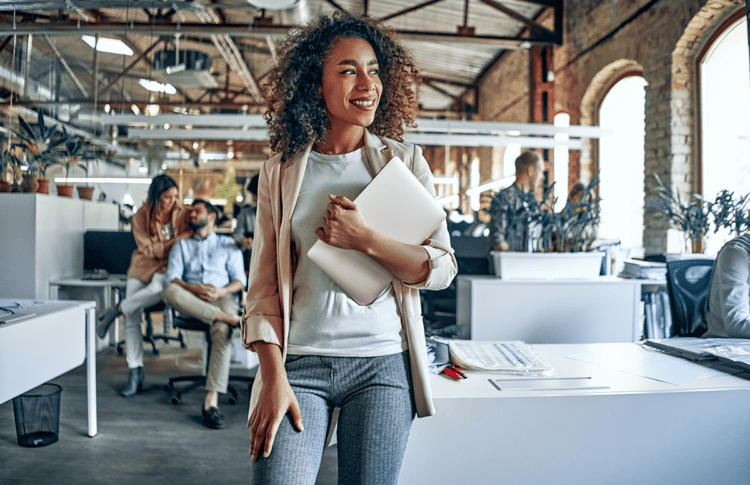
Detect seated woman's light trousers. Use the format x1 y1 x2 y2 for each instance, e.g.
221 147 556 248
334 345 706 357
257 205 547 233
121 273 165 369
250 351 415 485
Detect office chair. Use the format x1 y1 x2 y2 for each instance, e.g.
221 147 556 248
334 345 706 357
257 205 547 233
164 309 254 405
116 301 187 356
666 258 715 337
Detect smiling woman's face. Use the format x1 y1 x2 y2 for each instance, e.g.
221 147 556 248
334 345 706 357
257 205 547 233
320 37 383 132
158 187 178 213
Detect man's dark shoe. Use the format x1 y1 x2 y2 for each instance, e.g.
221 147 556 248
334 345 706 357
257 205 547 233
96 305 122 339
120 367 144 397
202 406 224 429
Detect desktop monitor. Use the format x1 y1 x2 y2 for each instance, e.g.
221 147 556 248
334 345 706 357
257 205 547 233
83 230 137 276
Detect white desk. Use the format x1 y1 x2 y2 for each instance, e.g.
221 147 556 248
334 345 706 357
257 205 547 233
400 343 750 485
0 299 98 437
49 276 127 347
456 275 665 343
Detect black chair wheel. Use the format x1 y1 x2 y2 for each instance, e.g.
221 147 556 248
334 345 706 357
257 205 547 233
164 384 173 392
171 396 180 405
228 396 237 405
116 347 123 355
152 349 160 356
180 341 187 349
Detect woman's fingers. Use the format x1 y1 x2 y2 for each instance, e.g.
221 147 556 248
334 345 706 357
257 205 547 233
250 387 304 461
263 414 283 459
328 194 357 210
250 416 265 461
289 398 304 432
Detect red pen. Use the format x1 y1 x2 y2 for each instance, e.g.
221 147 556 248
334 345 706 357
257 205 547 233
450 365 467 379
443 367 461 380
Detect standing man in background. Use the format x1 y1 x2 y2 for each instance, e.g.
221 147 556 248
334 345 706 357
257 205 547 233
488 151 545 252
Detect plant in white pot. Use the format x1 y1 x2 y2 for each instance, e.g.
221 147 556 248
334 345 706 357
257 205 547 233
483 174 603 279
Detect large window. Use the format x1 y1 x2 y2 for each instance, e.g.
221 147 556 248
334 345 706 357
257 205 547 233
700 16 750 254
598 75 647 256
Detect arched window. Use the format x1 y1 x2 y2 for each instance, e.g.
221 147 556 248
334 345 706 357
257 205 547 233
699 15 750 254
598 75 647 256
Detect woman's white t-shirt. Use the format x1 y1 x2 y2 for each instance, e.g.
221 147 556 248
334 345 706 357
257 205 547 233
287 148 406 357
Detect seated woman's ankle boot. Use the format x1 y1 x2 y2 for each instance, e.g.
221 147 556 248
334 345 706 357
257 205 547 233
120 367 144 397
96 305 122 339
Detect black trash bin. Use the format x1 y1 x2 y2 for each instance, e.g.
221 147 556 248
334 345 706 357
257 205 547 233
12 383 62 447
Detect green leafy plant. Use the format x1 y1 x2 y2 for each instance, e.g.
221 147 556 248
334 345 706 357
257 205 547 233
710 189 749 237
645 174 713 252
45 129 92 184
12 109 66 177
482 173 601 253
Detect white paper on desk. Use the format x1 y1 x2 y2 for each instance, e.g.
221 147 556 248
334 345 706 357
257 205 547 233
564 345 731 386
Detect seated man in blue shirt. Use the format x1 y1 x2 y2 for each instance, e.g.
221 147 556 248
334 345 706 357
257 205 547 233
704 233 750 338
162 199 247 429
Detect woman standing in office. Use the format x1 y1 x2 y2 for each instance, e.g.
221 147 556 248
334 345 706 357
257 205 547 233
97 173 192 397
241 13 457 484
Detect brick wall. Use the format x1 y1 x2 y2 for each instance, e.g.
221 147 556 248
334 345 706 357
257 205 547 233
475 0 744 255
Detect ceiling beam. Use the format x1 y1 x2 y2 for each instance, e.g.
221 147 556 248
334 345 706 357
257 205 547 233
476 0 555 39
43 34 89 97
423 81 459 101
1 99 264 110
323 0 348 12
98 114 611 139
379 0 446 22
0 20 558 47
422 76 475 89
99 38 162 97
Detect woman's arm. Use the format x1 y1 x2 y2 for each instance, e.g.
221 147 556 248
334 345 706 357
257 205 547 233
249 342 303 461
315 194 429 285
131 207 171 260
716 246 750 337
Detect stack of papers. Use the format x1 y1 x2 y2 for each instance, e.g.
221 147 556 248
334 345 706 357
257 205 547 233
644 338 750 372
619 259 667 280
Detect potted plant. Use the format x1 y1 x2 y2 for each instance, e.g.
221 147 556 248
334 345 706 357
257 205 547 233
483 175 603 279
645 175 712 253
12 109 66 195
46 130 90 198
76 150 97 200
0 151 21 192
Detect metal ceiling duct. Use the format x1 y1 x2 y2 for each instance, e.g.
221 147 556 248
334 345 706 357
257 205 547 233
152 49 218 89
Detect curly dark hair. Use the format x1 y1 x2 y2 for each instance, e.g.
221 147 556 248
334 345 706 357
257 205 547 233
264 12 422 162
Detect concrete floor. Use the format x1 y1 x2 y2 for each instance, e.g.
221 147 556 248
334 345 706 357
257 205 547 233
0 326 338 484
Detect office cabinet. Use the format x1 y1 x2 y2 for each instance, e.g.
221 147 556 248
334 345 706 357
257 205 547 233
456 275 652 343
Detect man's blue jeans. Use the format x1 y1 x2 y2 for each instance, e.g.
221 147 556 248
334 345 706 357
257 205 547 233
250 351 415 485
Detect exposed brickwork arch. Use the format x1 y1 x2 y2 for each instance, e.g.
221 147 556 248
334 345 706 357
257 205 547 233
670 1 744 198
648 0 746 254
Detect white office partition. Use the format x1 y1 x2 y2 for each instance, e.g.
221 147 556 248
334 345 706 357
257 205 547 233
0 193 118 299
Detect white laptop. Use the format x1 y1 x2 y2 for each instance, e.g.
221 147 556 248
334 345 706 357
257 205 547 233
307 156 446 306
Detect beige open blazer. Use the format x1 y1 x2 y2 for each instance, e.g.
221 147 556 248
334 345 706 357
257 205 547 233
240 129 458 419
